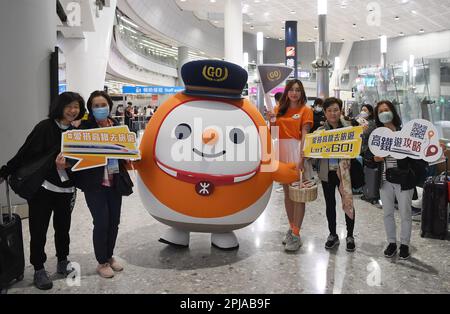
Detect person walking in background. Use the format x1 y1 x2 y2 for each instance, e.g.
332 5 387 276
274 92 283 105
124 102 134 130
311 98 326 132
358 104 377 157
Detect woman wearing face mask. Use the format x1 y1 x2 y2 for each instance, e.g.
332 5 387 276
267 79 313 252
357 104 376 158
369 101 426 260
71 90 133 278
311 98 326 132
0 92 85 290
316 98 356 252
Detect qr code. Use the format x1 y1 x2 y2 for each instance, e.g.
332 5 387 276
410 123 427 140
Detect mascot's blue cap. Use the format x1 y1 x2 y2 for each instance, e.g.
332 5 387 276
181 60 248 99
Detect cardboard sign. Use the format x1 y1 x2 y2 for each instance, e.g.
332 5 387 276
62 126 140 171
369 119 443 163
304 126 363 159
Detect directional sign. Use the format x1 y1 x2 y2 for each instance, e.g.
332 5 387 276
62 126 140 171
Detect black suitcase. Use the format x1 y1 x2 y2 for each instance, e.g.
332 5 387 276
362 166 380 204
0 181 25 290
421 173 449 240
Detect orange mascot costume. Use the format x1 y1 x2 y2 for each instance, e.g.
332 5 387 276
135 60 298 249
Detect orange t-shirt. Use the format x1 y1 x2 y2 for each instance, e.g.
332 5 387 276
274 105 314 140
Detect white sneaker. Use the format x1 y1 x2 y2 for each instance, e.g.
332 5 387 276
285 234 302 252
282 229 293 245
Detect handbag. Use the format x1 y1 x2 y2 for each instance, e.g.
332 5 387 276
9 148 58 200
350 158 365 189
115 162 134 196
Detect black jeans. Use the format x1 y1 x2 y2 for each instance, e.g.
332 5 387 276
84 187 122 264
28 187 74 270
321 171 355 237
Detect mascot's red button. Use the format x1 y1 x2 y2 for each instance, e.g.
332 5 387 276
195 181 214 196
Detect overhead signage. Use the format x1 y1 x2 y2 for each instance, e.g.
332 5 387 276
122 86 185 95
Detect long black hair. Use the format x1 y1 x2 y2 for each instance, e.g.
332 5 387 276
374 100 402 128
48 92 86 120
277 79 307 117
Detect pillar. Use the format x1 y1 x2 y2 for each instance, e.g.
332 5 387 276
348 66 359 90
313 8 332 99
224 0 243 66
0 0 56 209
177 46 190 86
429 59 441 101
62 0 117 101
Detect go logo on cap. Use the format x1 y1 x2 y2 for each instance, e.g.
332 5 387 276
202 66 229 82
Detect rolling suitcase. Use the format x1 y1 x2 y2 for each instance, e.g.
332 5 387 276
0 181 25 290
421 173 449 240
362 166 380 204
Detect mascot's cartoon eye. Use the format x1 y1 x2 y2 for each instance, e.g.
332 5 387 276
175 123 192 140
229 128 245 144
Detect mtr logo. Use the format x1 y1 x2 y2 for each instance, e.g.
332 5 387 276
202 66 229 82
267 70 281 82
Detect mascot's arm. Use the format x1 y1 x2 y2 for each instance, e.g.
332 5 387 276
272 162 299 184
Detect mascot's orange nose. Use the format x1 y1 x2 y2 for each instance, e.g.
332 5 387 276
202 128 219 145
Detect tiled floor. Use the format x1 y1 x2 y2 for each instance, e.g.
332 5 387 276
6 178 450 294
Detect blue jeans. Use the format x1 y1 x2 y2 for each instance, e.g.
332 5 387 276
84 187 122 264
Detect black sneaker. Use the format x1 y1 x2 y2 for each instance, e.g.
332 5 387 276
57 260 75 277
384 243 397 258
325 234 340 249
33 269 53 290
346 236 356 252
399 244 411 260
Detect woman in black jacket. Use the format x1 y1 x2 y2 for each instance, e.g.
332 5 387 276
0 92 86 290
71 91 133 279
369 100 427 260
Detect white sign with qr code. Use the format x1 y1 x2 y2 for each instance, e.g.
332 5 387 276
369 119 443 163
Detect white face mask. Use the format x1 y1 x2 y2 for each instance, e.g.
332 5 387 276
378 111 394 124
315 106 323 113
359 111 369 119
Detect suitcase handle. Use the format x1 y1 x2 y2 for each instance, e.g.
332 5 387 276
0 178 13 225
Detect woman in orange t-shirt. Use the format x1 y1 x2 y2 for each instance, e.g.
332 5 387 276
268 79 313 252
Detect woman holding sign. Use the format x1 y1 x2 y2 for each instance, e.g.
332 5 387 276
71 91 133 278
316 98 356 252
267 79 313 252
0 92 86 290
370 101 426 260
